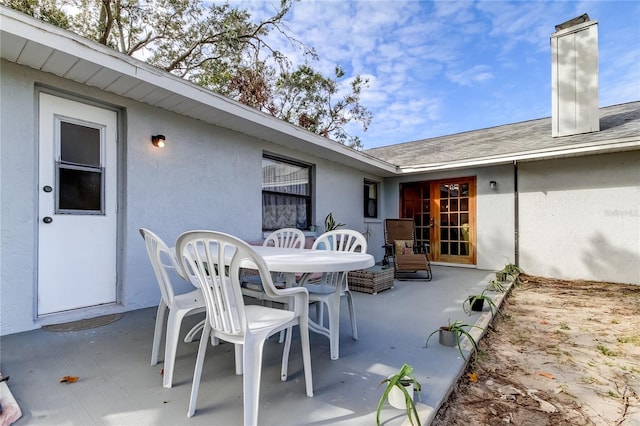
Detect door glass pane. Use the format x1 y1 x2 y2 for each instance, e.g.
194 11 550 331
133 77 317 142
451 242 459 255
450 198 459 212
61 122 101 166
58 167 102 211
440 184 448 198
441 241 449 255
460 198 469 211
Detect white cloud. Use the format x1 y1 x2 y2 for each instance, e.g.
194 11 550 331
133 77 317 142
216 0 639 148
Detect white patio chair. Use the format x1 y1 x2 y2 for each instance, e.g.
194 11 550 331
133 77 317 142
139 228 206 389
301 229 367 360
241 227 305 298
176 230 313 425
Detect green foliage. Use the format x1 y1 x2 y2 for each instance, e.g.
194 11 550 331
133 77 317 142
425 319 482 362
486 279 507 293
324 212 345 232
2 0 70 27
495 263 523 284
3 0 372 147
376 363 421 426
596 344 616 357
463 290 498 315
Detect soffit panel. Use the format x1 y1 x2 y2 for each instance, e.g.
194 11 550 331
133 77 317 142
17 40 50 68
64 59 103 83
0 32 26 61
41 50 78 75
121 81 157 99
86 67 123 90
104 75 143 96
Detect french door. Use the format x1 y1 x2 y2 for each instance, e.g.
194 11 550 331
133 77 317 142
400 177 476 265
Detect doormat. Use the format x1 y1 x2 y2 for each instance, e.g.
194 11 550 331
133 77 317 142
42 313 123 332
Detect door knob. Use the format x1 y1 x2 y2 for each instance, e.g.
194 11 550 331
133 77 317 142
43 185 53 193
43 216 53 224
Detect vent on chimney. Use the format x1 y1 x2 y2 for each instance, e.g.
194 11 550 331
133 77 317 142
551 15 599 137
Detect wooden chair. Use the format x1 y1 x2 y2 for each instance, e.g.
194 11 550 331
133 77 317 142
383 218 432 281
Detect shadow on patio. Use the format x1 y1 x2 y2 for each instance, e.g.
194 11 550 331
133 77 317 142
1 266 500 425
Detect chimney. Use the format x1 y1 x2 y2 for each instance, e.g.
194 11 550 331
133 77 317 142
551 14 599 137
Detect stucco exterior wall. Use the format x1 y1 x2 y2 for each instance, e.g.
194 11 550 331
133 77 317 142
518 152 640 284
1 61 40 337
0 61 379 335
382 166 515 272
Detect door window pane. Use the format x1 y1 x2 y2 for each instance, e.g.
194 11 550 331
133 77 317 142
61 122 101 166
58 167 103 211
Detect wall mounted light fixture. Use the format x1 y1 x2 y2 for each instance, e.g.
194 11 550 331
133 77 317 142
490 180 497 189
151 134 166 148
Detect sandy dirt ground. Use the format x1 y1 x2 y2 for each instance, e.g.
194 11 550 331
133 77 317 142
432 275 640 426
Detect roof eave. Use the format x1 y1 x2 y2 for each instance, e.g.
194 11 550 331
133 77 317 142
398 137 640 174
0 6 397 176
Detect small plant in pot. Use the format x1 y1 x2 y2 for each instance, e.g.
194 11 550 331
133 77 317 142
376 363 422 426
463 289 498 315
485 278 507 293
495 263 523 283
425 319 481 362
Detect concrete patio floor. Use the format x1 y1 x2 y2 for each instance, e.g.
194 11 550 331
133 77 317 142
0 266 502 425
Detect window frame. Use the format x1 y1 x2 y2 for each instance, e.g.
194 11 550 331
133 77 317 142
262 153 313 231
364 179 378 218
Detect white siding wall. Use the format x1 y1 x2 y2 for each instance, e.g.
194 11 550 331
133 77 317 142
0 61 376 335
519 152 640 284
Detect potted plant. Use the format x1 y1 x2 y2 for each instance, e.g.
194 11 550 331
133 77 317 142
376 363 422 426
485 278 507 293
495 263 523 283
324 212 345 232
425 320 481 362
463 289 498 315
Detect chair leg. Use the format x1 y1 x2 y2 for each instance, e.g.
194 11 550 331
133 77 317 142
243 335 266 426
281 327 292 382
299 316 314 397
235 343 243 375
327 296 340 360
316 301 324 327
187 322 211 418
163 309 187 388
151 301 167 365
345 290 358 340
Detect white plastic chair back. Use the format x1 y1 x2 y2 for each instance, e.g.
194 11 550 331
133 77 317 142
139 228 184 308
176 230 313 424
178 232 247 337
139 228 205 388
305 229 366 359
312 229 367 253
264 228 306 249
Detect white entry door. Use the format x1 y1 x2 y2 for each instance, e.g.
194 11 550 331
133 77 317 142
38 93 118 316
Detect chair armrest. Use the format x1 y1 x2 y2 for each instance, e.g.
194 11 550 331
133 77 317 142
272 286 309 316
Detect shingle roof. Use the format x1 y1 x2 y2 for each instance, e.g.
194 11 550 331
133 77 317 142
365 101 640 172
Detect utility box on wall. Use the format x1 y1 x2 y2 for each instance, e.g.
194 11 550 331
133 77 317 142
551 15 599 137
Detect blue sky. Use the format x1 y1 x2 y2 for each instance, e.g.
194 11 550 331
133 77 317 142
233 1 640 149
